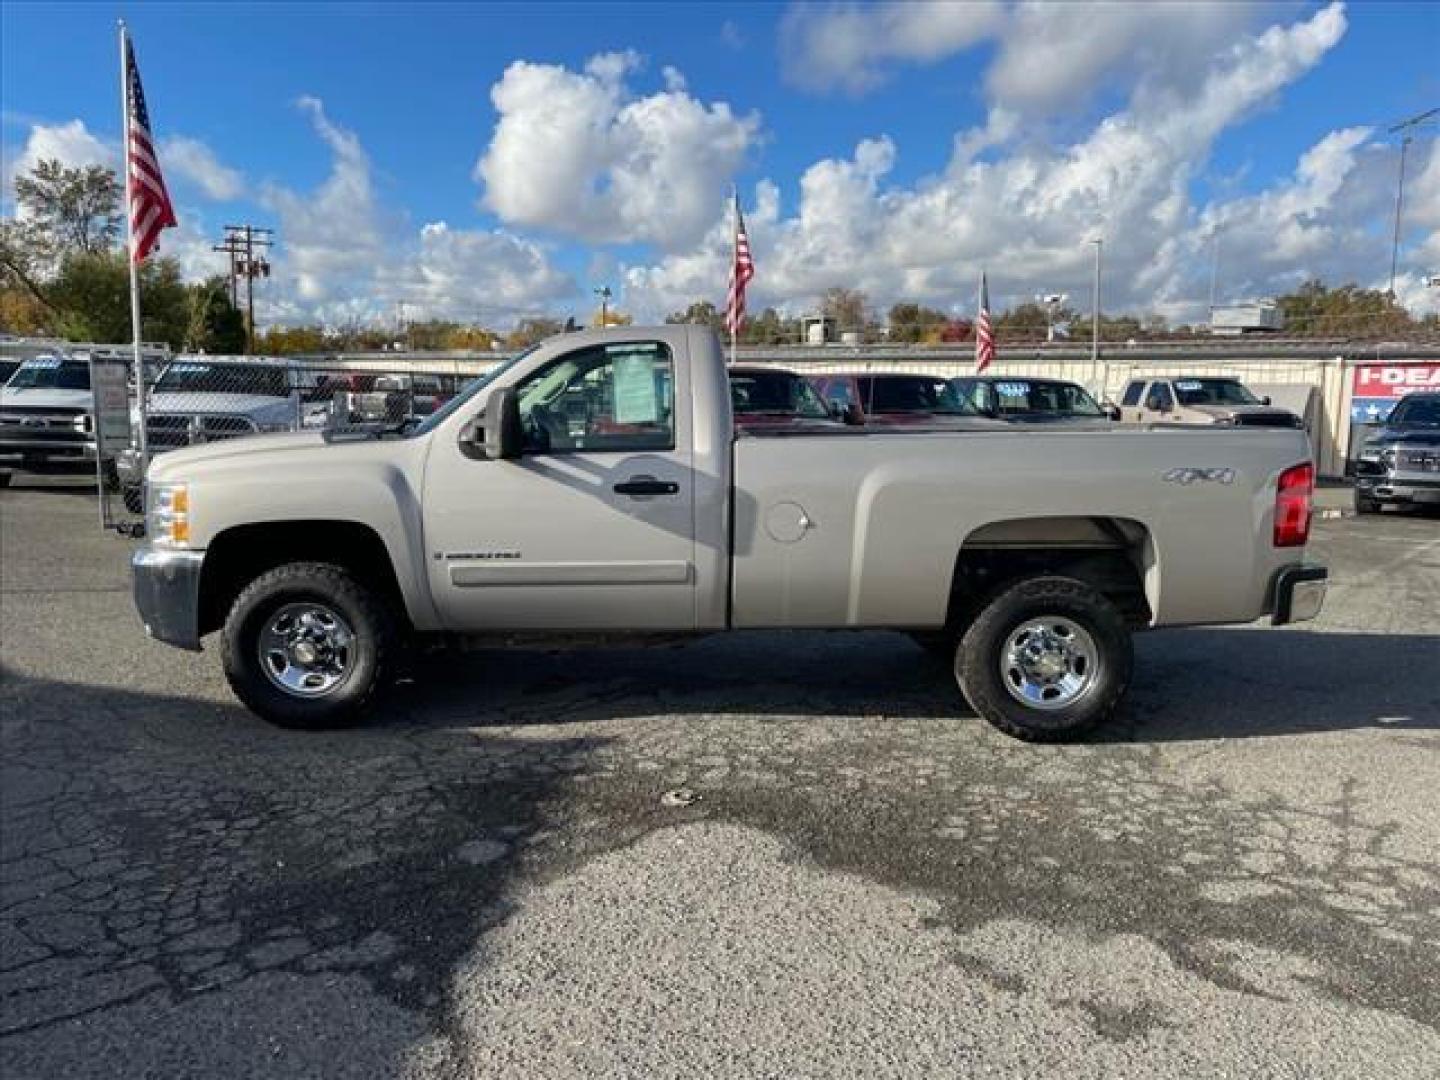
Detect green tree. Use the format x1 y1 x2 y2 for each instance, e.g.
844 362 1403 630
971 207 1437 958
1275 279 1414 338
666 300 725 334
12 159 123 259
44 251 190 348
184 277 247 354
886 302 949 343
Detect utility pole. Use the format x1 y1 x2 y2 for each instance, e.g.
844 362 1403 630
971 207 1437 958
593 285 612 328
213 225 273 353
1089 237 1103 382
1386 108 1438 298
1208 227 1221 317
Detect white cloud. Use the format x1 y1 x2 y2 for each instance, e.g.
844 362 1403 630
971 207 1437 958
256 98 576 327
625 3 1433 324
780 1 1006 95
161 136 244 201
475 52 759 250
3 119 116 194
985 2 1267 115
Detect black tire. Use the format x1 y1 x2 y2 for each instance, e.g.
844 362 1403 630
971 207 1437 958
956 575 1132 743
122 485 144 514
1354 490 1381 515
0 471 12 489
221 562 395 729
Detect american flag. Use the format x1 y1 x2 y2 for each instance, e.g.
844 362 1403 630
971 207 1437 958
124 36 177 264
724 195 755 338
974 271 995 373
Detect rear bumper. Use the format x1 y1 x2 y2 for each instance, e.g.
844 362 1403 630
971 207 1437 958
132 547 205 651
1271 565 1328 627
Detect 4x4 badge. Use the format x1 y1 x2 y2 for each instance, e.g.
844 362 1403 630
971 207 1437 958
1163 467 1236 485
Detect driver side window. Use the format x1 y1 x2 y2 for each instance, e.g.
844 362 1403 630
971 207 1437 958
514 342 674 454
1146 383 1174 412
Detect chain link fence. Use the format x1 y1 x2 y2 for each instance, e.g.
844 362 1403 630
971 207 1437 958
77 352 493 531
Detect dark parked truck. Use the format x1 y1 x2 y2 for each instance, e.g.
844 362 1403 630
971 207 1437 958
132 326 1327 742
1352 391 1440 513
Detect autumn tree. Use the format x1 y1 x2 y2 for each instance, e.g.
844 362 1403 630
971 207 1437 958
821 287 867 332
505 316 565 349
886 302 949 343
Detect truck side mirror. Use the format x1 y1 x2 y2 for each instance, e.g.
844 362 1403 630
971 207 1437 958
1261 395 1272 406
1102 403 1121 421
482 387 523 460
843 401 864 426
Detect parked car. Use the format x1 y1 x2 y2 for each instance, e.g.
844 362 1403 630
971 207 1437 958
728 365 843 430
335 372 457 426
116 359 304 510
1352 391 1440 513
132 325 1326 743
1118 376 1302 428
811 373 979 424
0 354 96 485
951 376 1114 424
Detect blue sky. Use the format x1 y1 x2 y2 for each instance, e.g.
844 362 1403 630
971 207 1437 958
3 1 1438 327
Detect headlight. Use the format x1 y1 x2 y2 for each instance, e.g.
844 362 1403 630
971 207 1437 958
146 482 191 547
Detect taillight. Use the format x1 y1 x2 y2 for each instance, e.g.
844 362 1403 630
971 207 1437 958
1274 461 1314 547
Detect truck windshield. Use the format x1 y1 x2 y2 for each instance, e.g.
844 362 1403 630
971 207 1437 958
861 376 975 415
1005 381 1103 417
1173 378 1261 406
409 347 537 436
7 358 91 391
730 371 831 419
157 363 290 397
1387 395 1440 426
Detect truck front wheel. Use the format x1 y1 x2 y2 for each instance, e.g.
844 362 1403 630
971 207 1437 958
956 575 1132 742
221 562 395 729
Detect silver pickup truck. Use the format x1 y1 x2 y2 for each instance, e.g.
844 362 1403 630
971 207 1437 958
131 325 1327 741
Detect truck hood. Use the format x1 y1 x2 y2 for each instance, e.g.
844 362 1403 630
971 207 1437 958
1366 425 1440 447
1189 403 1296 423
146 392 294 420
148 430 327 480
0 387 92 410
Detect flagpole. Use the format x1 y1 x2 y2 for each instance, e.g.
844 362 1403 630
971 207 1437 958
729 184 738 366
119 20 149 471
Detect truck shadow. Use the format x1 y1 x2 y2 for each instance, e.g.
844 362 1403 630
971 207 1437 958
0 667 604 1073
398 626 1439 742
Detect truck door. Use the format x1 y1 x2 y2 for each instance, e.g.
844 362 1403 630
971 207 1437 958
422 339 697 631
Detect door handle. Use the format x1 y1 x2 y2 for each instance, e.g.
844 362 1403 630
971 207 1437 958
613 477 679 496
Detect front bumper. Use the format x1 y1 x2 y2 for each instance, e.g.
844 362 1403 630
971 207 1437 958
132 547 205 651
1271 565 1328 627
1354 472 1440 505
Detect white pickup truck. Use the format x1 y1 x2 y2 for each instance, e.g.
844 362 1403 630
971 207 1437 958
132 326 1327 741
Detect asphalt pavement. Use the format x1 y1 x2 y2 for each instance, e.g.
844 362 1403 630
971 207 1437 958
1 476 1437 1078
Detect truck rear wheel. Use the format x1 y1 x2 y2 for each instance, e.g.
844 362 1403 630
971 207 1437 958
956 575 1132 742
221 562 395 729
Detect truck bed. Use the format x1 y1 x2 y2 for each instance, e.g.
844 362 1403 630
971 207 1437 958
731 424 1313 630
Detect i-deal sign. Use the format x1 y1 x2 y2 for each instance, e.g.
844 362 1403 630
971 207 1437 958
1353 363 1440 399
1351 362 1440 423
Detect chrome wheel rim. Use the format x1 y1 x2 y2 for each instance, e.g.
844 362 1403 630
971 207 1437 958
999 616 1098 711
257 602 355 698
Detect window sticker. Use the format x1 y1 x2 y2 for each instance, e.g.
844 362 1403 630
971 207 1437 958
21 356 62 369
611 350 659 424
170 362 212 374
1175 380 1204 391
995 381 1030 396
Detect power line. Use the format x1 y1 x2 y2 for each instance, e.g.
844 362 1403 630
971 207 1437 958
212 225 273 353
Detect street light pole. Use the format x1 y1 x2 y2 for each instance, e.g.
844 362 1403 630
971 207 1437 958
1385 107 1438 298
1090 238 1102 384
593 285 612 328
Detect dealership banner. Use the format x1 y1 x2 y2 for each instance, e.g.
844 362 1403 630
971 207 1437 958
1350 362 1440 422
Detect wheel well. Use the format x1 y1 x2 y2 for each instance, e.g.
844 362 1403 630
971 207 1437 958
946 517 1154 630
198 520 410 638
